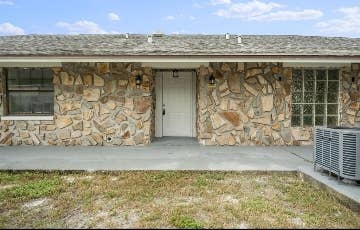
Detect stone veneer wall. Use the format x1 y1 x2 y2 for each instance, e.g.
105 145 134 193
197 62 356 146
339 64 360 127
0 62 359 146
0 63 155 146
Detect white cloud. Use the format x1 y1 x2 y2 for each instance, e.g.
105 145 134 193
171 29 186 34
215 0 282 19
210 0 231 5
254 9 323 21
165 15 175 20
0 1 14 5
214 0 322 21
0 22 25 35
108 12 120 21
56 20 107 34
316 6 360 34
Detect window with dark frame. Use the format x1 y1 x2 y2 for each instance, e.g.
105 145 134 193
6 68 54 115
291 68 339 127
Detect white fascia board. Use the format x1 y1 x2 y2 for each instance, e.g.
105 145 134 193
0 56 360 63
1 116 54 121
283 63 351 68
141 62 209 69
0 62 62 67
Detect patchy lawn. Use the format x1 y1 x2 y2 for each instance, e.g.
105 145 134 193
0 171 359 229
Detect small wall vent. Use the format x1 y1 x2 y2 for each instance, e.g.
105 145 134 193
147 35 153 43
237 35 242 44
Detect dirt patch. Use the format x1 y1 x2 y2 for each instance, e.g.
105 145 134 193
65 208 139 228
0 184 16 190
61 176 76 183
22 198 50 209
219 194 239 204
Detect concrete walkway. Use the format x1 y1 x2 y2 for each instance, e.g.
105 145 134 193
0 137 312 171
0 137 358 208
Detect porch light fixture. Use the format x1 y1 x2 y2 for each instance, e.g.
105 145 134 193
208 73 216 88
173 69 179 78
135 74 142 88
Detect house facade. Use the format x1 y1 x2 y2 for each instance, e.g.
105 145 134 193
0 34 359 146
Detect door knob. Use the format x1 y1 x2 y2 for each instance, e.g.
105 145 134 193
162 104 166 115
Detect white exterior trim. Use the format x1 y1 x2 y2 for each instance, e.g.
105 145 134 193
283 63 351 68
191 71 197 137
1 116 54 121
155 72 163 137
155 70 196 137
142 62 208 69
0 56 360 63
0 62 62 67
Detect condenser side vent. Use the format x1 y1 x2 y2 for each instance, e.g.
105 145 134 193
314 127 360 182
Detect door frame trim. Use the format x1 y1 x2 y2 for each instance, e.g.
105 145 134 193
155 70 196 137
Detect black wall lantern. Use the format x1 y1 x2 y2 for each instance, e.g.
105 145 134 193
135 74 142 89
208 73 216 88
173 69 179 78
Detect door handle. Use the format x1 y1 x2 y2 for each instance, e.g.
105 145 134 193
162 104 166 115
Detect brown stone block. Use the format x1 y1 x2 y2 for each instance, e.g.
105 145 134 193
58 129 71 140
94 74 105 86
134 97 152 114
271 66 281 74
228 73 241 93
83 74 93 86
97 63 110 74
246 68 263 78
91 132 103 145
53 75 61 85
122 130 130 139
115 114 127 123
72 121 83 131
220 112 239 127
118 79 128 88
74 75 83 85
52 67 62 75
83 88 100 102
61 72 74 85
56 117 73 129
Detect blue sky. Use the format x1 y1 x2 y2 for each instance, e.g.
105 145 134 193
1 0 360 37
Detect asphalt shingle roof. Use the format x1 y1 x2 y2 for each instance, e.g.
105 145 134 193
0 34 360 57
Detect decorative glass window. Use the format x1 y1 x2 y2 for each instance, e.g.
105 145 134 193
6 68 54 115
291 69 339 127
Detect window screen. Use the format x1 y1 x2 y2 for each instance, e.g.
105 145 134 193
7 68 54 115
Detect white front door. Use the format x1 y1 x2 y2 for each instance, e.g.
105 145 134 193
155 70 196 137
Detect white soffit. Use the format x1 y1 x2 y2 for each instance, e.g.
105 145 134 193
141 62 209 69
0 56 360 64
0 62 62 67
283 62 350 68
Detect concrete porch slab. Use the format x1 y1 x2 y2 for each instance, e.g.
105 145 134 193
0 137 311 171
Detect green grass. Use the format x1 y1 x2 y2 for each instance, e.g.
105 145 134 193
170 213 204 229
0 171 359 229
0 178 60 201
